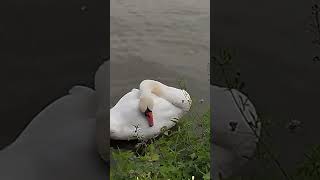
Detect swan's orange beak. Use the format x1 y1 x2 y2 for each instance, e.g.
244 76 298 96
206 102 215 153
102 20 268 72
145 108 153 127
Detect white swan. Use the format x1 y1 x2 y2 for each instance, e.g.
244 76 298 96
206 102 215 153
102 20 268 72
110 80 192 140
211 85 261 180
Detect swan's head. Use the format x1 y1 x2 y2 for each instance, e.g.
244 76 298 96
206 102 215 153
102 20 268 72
170 89 192 112
181 89 192 111
139 96 154 127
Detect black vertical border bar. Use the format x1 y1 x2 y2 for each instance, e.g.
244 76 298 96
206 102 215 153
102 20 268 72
107 0 110 176
95 0 110 177
106 0 110 176
97 1 110 176
210 0 214 179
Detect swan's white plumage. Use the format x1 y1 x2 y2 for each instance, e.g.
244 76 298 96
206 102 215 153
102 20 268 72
110 81 191 140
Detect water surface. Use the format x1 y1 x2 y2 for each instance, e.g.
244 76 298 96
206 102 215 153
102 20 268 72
110 0 210 111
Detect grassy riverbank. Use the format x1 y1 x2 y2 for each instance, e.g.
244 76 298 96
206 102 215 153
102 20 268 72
110 108 210 180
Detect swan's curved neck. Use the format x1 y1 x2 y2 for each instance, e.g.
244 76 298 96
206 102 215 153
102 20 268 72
139 80 188 110
139 80 165 97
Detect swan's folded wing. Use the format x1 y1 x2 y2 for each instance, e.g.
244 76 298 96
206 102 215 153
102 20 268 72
130 88 139 93
112 89 140 108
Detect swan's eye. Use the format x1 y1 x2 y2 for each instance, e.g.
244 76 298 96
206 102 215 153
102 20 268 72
182 100 185 103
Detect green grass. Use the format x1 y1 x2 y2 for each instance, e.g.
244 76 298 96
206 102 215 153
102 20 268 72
110 109 211 180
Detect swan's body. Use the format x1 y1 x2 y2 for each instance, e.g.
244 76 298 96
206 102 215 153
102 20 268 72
110 80 192 140
211 85 261 179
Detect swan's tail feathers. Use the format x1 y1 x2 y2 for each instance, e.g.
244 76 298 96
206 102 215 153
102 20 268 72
69 86 95 96
110 128 121 140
